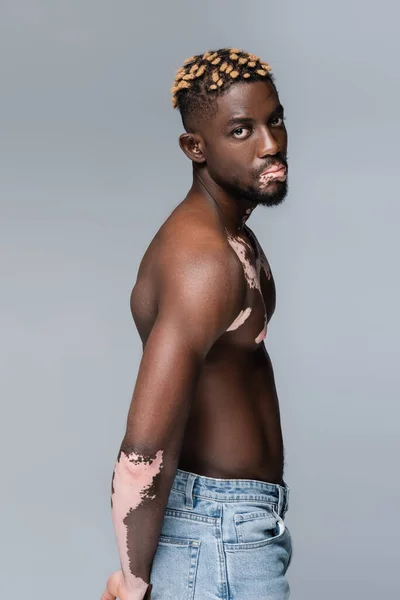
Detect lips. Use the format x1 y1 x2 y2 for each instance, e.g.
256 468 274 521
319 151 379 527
259 164 287 187
260 163 286 176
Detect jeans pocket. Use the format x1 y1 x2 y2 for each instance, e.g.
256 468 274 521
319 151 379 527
150 536 200 600
233 508 285 546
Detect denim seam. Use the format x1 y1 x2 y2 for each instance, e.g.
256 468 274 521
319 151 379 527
174 470 288 488
216 504 228 600
171 487 281 504
187 541 200 600
164 508 217 524
195 493 280 503
233 507 277 522
224 526 287 551
158 536 200 547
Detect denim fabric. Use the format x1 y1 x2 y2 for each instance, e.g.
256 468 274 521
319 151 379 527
150 469 292 600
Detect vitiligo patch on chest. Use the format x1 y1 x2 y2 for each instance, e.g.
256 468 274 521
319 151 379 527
225 230 270 342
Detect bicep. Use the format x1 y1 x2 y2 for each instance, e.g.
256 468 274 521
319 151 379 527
124 315 203 454
123 246 244 453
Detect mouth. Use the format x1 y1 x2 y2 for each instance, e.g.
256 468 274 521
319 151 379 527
259 164 287 187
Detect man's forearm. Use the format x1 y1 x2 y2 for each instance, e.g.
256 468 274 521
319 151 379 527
111 442 175 600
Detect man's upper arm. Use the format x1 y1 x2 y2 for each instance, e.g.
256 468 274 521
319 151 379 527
123 237 245 453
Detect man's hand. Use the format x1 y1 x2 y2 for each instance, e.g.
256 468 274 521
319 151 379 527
100 569 152 600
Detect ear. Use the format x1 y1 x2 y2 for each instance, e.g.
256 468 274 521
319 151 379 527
179 133 206 164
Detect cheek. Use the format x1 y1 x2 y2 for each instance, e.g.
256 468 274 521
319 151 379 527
212 147 250 177
231 144 259 179
206 150 232 180
278 128 288 151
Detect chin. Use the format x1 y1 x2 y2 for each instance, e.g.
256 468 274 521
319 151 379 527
259 194 286 207
256 180 289 207
223 177 288 208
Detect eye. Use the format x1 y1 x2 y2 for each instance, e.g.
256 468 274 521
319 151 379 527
270 116 286 127
232 127 251 139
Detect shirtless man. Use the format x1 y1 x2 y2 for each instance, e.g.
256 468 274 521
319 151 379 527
101 47 292 600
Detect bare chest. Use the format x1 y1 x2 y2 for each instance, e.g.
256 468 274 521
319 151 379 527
224 226 276 348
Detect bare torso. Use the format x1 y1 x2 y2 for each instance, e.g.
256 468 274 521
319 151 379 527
130 193 284 484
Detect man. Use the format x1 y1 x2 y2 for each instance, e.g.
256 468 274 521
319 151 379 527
101 47 292 600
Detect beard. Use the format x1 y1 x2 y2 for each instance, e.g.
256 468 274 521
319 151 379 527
219 174 289 207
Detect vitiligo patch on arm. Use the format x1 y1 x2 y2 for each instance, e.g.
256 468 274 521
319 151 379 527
111 449 164 597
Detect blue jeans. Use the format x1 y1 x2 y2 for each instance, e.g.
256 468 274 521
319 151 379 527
150 469 292 599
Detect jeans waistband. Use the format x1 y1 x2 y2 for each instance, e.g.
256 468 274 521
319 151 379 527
172 468 290 516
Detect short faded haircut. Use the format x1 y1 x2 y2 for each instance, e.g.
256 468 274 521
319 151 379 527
171 48 277 131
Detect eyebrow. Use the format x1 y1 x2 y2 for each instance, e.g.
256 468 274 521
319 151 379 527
225 103 285 128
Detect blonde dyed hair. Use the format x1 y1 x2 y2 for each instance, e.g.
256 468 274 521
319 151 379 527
171 47 275 127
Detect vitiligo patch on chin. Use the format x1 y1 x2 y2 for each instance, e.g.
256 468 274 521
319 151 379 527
111 449 164 593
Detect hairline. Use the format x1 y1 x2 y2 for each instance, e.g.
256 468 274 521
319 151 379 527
180 78 278 133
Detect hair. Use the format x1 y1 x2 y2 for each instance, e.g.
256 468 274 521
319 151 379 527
171 48 277 131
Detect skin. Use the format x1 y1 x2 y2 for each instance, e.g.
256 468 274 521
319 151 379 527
109 449 163 598
102 79 288 599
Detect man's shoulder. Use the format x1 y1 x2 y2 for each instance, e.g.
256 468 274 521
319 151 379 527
154 212 246 335
136 200 246 303
133 202 246 336
154 208 243 292
157 204 227 260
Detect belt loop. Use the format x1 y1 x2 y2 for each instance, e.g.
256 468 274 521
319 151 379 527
185 473 196 509
280 481 289 517
284 483 290 516
277 485 284 517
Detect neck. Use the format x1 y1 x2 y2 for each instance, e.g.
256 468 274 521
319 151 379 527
192 167 256 234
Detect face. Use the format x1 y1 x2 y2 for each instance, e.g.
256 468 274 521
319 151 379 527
198 80 288 207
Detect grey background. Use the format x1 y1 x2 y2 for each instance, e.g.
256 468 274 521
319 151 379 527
1 1 399 598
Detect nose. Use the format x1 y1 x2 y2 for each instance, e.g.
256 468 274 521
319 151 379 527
257 126 280 158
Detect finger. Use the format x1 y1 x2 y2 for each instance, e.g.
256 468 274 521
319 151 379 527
100 569 122 600
100 590 116 600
